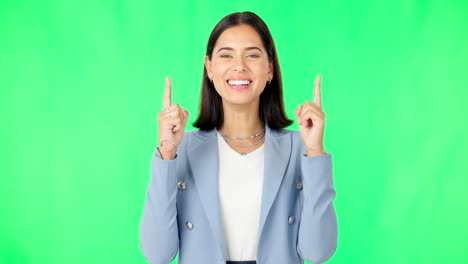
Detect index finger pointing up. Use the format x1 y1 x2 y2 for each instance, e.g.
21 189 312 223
314 75 322 109
163 76 172 109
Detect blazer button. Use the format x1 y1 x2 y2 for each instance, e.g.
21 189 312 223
178 181 186 190
185 221 194 230
296 181 303 190
288 216 295 224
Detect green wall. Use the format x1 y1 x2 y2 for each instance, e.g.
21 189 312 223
1 0 467 263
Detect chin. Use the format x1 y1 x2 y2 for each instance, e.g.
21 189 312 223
221 96 260 107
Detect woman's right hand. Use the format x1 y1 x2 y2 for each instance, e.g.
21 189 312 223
157 77 189 160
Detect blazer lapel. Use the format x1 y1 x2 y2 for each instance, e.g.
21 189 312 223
187 129 227 258
258 126 292 240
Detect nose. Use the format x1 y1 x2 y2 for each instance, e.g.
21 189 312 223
232 56 247 72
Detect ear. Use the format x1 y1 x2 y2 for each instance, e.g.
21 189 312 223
204 56 212 79
268 61 274 80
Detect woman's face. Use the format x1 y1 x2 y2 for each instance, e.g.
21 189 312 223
205 24 273 107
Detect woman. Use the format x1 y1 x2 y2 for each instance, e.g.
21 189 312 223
140 11 337 264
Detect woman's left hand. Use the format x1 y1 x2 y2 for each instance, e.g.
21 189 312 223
295 75 326 157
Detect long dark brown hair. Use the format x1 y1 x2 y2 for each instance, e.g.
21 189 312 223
193 11 292 131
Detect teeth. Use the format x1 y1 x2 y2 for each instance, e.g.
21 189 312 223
228 80 251 85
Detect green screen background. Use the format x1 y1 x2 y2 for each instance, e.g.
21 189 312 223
1 0 467 263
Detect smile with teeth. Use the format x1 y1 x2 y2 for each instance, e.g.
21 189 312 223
227 80 252 86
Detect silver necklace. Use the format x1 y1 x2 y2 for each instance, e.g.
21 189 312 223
223 136 265 147
218 128 265 140
224 136 265 155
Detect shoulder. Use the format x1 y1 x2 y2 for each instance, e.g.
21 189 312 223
176 129 215 150
271 128 298 135
269 128 305 151
269 127 301 140
182 129 213 143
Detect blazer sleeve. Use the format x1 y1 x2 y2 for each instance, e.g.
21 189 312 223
139 148 179 264
297 153 338 263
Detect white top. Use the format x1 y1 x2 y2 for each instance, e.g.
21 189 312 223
217 131 265 261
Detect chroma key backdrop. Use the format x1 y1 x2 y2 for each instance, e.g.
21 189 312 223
1 0 467 263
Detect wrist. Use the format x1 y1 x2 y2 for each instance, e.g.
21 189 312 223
157 147 176 160
157 139 178 160
306 148 325 157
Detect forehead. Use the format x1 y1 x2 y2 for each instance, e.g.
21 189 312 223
215 24 265 50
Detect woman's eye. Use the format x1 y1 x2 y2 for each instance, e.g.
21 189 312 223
247 54 260 58
220 54 232 59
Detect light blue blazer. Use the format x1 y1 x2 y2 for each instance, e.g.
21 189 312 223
139 125 337 264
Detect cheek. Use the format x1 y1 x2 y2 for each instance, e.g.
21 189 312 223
252 62 270 76
211 61 230 75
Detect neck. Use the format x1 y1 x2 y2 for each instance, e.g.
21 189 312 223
219 100 264 137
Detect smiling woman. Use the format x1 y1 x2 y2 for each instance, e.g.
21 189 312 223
139 11 337 264
194 13 292 132
204 24 274 119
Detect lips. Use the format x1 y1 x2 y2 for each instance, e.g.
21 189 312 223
227 79 251 85
226 79 252 90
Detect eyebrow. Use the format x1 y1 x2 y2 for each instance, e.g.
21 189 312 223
215 46 263 54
